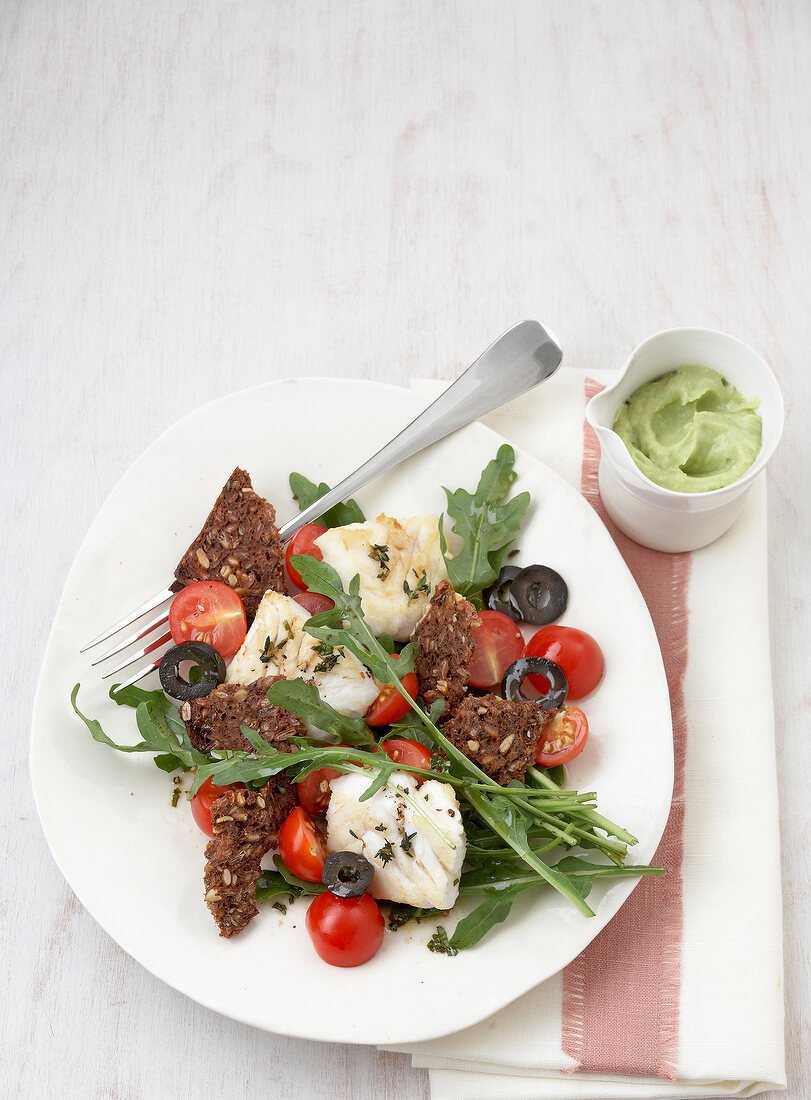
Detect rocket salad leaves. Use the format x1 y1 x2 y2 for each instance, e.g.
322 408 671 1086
440 444 530 602
289 471 365 528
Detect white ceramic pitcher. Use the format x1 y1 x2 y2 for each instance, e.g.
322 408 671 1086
584 328 784 552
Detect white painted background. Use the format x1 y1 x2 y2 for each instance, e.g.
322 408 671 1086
3 2 809 1097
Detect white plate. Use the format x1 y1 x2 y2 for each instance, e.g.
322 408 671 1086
31 378 673 1046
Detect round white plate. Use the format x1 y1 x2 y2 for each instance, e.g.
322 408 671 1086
31 378 673 1046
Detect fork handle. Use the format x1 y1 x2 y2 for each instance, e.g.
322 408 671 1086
278 320 562 542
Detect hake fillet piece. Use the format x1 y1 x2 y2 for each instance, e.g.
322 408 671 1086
326 769 466 910
314 514 448 641
225 590 379 718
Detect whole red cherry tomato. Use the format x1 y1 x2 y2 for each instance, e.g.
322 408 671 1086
306 891 385 967
526 625 604 700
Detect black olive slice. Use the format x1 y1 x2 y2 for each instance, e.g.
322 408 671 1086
501 656 568 710
482 566 522 619
510 565 568 626
322 851 375 898
159 641 226 701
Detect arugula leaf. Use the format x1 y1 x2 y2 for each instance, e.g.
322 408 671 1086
289 472 365 528
449 885 530 951
440 445 530 600
264 679 375 747
72 685 203 775
109 683 168 710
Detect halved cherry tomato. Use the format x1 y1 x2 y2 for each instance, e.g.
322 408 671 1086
169 581 247 658
535 706 589 766
278 806 326 882
285 523 328 589
467 609 525 688
526 625 604 700
378 738 432 775
365 655 419 726
296 747 348 816
305 891 385 967
190 775 244 837
293 591 335 616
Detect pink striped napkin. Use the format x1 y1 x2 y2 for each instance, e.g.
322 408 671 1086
386 371 785 1099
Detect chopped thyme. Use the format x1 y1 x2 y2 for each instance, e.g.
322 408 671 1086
369 543 391 580
314 651 341 673
401 830 416 856
403 568 431 605
260 622 295 663
427 926 458 956
375 839 395 866
381 902 440 932
374 822 388 832
349 829 359 840
313 641 345 673
171 787 180 807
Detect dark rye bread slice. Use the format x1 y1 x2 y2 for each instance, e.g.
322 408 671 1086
174 467 285 620
181 676 305 755
204 779 296 938
443 694 551 786
411 580 481 722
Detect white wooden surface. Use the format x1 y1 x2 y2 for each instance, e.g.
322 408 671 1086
3 2 809 1097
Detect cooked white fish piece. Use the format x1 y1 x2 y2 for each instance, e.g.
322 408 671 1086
326 769 466 910
314 514 447 641
225 590 378 718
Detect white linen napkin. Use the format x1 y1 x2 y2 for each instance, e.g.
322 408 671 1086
383 370 785 1099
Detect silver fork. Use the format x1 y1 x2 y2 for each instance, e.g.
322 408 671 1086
82 320 562 688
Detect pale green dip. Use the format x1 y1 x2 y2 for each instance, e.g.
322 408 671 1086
612 364 762 492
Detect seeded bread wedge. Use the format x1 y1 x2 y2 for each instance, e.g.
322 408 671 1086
443 693 551 785
411 580 480 721
204 779 296 937
174 467 285 620
182 676 305 754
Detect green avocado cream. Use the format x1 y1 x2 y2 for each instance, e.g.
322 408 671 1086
612 364 762 493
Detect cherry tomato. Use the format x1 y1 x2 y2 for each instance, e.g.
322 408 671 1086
278 806 327 883
285 523 328 589
365 655 419 726
535 706 589 766
190 775 244 837
467 609 525 688
526 625 604 700
296 747 348 816
293 591 335 616
306 891 385 967
169 581 247 658
378 738 432 775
